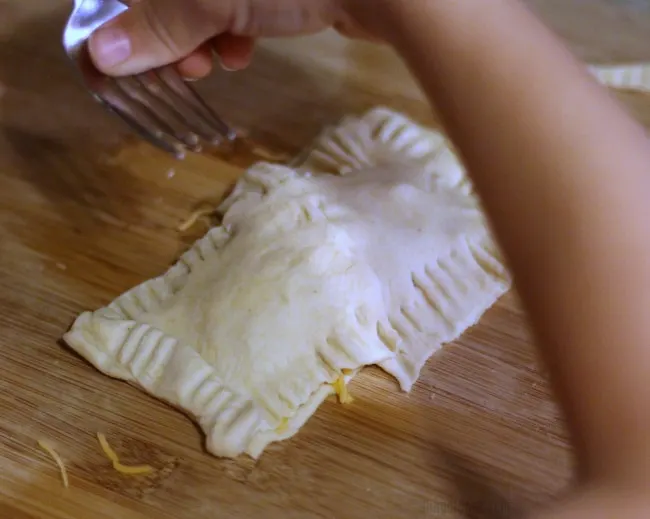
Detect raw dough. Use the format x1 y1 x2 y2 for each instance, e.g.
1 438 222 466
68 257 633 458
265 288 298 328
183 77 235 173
589 62 650 93
64 107 510 459
295 109 509 390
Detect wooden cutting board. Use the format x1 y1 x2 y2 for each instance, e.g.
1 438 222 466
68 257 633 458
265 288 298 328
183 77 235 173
2 2 650 518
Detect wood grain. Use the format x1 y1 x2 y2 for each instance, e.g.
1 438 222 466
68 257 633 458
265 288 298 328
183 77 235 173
1 1 650 518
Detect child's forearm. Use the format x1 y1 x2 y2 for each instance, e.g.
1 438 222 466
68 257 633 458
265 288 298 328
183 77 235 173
382 0 650 488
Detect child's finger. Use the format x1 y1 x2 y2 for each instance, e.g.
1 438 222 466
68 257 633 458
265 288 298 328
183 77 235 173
333 20 383 43
88 0 227 75
212 34 255 71
176 43 214 80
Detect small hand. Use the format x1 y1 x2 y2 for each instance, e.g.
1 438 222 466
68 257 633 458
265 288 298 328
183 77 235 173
88 0 386 78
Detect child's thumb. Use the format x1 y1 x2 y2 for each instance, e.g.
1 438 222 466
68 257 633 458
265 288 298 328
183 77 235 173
88 0 223 76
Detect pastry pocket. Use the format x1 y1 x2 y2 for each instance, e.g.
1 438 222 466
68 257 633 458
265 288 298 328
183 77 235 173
65 107 511 458
66 219 394 459
589 63 650 93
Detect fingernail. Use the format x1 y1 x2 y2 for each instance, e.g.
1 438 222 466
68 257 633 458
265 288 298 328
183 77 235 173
218 57 238 72
91 26 131 68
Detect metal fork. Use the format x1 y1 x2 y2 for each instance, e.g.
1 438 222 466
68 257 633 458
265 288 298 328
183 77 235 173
63 0 236 158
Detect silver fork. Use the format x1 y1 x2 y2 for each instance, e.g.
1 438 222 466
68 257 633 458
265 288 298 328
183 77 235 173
63 0 236 158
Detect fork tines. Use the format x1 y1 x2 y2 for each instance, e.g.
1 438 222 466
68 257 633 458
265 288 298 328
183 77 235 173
93 65 235 158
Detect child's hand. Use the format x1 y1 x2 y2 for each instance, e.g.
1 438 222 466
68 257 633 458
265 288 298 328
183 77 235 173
88 0 389 78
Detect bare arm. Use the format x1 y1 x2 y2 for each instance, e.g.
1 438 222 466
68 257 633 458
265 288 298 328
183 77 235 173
88 0 650 515
367 0 650 513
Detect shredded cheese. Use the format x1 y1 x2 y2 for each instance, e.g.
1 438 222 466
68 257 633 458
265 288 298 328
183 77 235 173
177 207 215 232
249 144 291 162
332 375 354 404
275 418 290 433
37 440 69 488
96 433 153 475
234 131 291 162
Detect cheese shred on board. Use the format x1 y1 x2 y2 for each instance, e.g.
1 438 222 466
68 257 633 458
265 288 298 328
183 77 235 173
248 144 291 162
234 130 292 162
96 433 154 475
37 440 69 488
333 375 353 404
178 207 215 232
